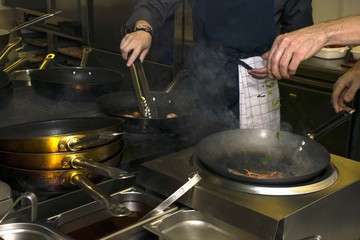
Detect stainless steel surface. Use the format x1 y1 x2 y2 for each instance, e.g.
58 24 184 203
135 147 360 240
139 172 201 221
144 209 259 240
46 187 178 240
0 192 38 224
0 222 71 240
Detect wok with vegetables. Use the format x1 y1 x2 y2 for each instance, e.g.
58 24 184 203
196 110 354 184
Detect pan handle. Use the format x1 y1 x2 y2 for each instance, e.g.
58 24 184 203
164 69 189 93
307 109 355 141
0 37 22 64
69 173 132 217
59 131 125 152
69 156 135 179
39 53 55 69
9 11 62 33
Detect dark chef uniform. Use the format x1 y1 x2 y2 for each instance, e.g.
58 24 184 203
126 0 313 132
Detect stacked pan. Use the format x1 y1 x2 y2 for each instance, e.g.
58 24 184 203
0 117 135 217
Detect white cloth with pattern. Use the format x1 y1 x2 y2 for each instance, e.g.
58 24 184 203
238 56 280 130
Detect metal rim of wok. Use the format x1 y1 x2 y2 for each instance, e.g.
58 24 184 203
96 91 194 133
0 117 124 153
196 129 331 185
29 67 125 102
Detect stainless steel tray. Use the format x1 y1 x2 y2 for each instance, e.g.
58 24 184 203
144 209 260 240
0 222 72 240
46 187 178 240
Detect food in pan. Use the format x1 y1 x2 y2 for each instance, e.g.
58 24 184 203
228 168 278 178
122 112 178 119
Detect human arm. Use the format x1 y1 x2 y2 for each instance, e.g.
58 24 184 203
265 15 360 80
332 60 360 113
120 0 183 66
248 0 313 79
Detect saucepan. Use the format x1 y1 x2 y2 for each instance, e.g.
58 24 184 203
196 109 355 185
0 11 61 51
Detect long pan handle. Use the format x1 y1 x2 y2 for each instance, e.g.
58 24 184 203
70 157 135 180
70 173 132 217
9 11 62 33
39 53 55 69
307 109 355 141
0 37 22 63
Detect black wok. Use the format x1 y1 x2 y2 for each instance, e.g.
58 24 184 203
30 67 124 101
196 110 354 185
96 91 194 133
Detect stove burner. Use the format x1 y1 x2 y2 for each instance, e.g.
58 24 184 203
190 154 339 195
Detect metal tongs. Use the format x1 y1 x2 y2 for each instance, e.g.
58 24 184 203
123 27 158 118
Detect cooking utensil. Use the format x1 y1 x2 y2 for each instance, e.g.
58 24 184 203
96 70 193 133
30 66 124 102
0 11 61 51
0 117 124 153
196 110 354 185
139 172 201 221
0 192 37 224
0 139 123 170
8 53 55 87
0 153 132 217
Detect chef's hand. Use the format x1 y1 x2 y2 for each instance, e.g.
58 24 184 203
332 62 360 113
265 24 328 80
120 24 152 67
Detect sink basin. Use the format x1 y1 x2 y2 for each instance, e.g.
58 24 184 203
0 222 72 240
46 187 177 240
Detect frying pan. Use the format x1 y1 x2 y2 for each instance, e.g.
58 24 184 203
30 67 125 102
96 70 194 133
0 117 124 153
0 152 133 217
0 11 61 51
196 110 354 185
8 53 55 87
0 139 123 170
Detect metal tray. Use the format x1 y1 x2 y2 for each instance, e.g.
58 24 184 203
0 222 72 240
144 209 260 240
46 187 177 240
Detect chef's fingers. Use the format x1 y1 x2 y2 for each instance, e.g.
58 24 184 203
126 47 141 67
248 67 268 79
139 48 149 63
267 35 289 80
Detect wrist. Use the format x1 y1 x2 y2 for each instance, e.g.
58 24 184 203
134 24 153 37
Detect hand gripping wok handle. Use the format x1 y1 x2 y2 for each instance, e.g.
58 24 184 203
139 172 201 221
71 157 135 179
71 173 132 217
307 109 355 141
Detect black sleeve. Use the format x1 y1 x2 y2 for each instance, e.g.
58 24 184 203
126 0 184 31
277 0 314 33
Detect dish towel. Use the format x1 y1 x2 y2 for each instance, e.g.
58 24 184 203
238 56 280 130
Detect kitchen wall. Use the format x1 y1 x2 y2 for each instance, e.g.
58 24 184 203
0 1 14 29
312 0 360 23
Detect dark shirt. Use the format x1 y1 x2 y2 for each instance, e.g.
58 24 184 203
126 0 313 34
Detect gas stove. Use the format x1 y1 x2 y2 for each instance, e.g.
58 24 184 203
135 147 360 240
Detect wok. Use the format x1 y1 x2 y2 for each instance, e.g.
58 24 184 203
0 11 61 51
196 110 354 185
30 67 125 102
0 152 134 217
0 117 124 153
96 70 194 133
96 91 194 133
